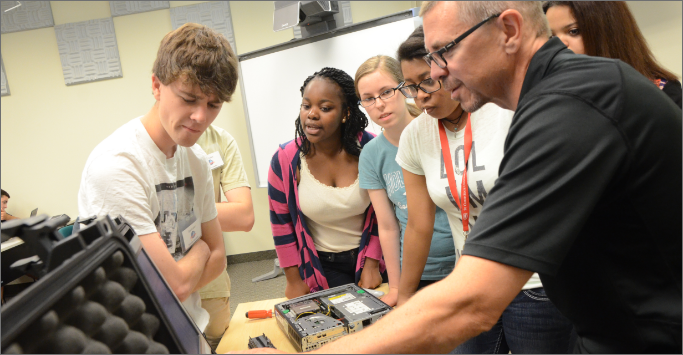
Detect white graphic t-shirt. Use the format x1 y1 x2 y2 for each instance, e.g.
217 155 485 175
396 104 542 290
78 117 218 330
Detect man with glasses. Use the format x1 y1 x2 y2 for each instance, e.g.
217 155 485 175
247 2 681 354
418 1 681 353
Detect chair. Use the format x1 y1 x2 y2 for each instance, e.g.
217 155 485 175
251 258 283 282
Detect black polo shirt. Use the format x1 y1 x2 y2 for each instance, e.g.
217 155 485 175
463 37 682 353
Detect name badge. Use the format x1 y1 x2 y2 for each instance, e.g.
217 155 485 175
206 151 224 170
180 217 202 253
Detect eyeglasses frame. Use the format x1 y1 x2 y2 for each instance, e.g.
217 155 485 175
398 78 442 98
423 13 501 69
358 82 404 108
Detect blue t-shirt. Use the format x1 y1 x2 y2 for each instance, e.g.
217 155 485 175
359 133 455 280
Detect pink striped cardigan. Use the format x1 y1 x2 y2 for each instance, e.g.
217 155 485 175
268 132 385 293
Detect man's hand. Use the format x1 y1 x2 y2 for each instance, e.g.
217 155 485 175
285 277 310 299
1 210 7 221
380 287 399 307
358 257 382 289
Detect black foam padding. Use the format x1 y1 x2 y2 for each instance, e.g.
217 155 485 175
80 266 107 297
81 340 112 354
101 251 124 275
37 325 88 354
113 330 150 354
32 309 60 334
115 294 146 326
107 266 138 292
131 313 160 339
3 343 23 354
66 300 108 336
14 309 60 353
92 315 129 349
3 242 185 354
52 286 86 320
92 280 127 313
146 341 170 354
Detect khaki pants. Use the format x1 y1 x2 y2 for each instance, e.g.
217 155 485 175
201 297 231 350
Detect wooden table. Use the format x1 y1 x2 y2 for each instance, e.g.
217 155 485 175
216 283 390 353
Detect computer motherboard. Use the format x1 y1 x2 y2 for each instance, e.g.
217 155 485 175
274 284 392 352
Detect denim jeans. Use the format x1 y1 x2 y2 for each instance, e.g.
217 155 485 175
318 249 358 287
451 287 577 354
318 249 388 288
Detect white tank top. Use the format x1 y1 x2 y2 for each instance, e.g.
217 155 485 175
298 154 370 253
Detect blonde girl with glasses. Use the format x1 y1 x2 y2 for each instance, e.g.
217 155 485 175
355 55 455 307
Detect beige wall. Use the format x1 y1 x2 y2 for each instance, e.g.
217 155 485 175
0 1 416 255
627 1 682 78
350 1 417 23
1 1 680 255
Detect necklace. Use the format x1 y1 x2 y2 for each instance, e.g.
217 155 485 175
442 105 465 131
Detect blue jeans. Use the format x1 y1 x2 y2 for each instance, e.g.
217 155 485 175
452 288 577 354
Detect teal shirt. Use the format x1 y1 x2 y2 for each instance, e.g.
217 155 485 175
359 133 455 280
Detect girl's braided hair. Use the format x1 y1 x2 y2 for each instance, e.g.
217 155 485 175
295 67 368 156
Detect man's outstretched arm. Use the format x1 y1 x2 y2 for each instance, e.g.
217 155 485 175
233 255 532 354
316 255 532 353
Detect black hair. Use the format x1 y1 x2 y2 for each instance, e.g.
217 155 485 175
397 25 428 62
396 25 466 127
295 67 368 157
1 189 9 198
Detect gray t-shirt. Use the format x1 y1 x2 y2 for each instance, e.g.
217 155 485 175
359 133 455 280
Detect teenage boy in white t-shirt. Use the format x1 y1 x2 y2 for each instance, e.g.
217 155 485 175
78 23 239 331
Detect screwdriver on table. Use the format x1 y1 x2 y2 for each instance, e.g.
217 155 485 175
246 309 273 319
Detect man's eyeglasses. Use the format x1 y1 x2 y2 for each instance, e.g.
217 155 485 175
398 78 441 98
423 13 501 69
358 83 403 108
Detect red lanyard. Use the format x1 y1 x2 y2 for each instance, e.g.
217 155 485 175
438 113 472 234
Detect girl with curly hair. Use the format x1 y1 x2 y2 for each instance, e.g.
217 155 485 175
268 67 386 299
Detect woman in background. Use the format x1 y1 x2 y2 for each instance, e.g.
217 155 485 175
268 67 385 299
544 1 682 107
355 55 455 307
395 26 576 354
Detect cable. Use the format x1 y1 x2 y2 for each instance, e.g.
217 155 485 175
295 311 317 320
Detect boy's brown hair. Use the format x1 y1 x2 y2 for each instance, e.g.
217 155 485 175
153 23 238 102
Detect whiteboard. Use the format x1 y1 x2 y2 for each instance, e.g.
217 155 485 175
239 12 421 187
